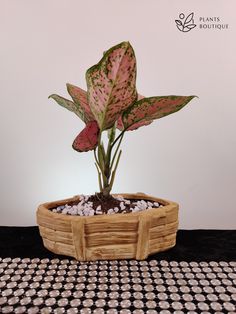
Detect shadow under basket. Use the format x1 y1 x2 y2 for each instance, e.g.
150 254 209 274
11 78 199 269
37 193 179 261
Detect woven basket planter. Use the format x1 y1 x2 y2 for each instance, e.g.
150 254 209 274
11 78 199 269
37 193 179 261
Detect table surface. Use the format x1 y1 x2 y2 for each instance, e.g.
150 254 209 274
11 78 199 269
0 228 236 313
0 227 235 261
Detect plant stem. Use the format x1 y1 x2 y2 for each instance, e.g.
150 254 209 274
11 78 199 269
110 133 124 170
94 127 126 197
94 162 102 191
109 149 122 192
111 128 127 149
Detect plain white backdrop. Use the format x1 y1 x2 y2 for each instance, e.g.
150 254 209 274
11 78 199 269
0 0 235 228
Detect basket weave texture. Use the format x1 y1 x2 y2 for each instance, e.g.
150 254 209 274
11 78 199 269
37 193 179 261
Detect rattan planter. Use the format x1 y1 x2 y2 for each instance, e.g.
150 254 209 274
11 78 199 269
37 193 179 261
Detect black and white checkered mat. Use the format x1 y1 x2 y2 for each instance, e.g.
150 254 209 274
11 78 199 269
0 258 236 313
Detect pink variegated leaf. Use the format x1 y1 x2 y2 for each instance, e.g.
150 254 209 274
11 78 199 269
86 41 137 130
49 94 85 121
137 94 145 101
116 116 124 130
117 115 152 131
122 95 196 131
72 121 100 152
125 119 153 131
116 93 145 131
66 83 94 123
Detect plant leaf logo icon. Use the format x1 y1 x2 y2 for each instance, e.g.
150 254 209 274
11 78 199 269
175 13 197 32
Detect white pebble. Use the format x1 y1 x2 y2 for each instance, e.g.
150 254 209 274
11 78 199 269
51 195 159 217
120 202 126 210
116 195 125 201
132 206 141 212
83 208 91 216
141 200 147 206
108 208 115 215
96 205 102 213
77 204 83 211
62 208 68 215
88 209 95 216
83 204 93 211
70 209 78 215
136 200 147 210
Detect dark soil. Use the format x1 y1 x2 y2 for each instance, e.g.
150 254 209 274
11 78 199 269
60 193 161 215
66 193 134 214
89 193 129 214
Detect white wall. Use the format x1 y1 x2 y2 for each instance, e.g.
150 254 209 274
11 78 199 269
0 0 235 228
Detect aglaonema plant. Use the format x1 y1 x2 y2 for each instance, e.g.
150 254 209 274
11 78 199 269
49 42 196 198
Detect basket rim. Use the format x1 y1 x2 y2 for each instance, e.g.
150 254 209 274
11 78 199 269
37 193 178 223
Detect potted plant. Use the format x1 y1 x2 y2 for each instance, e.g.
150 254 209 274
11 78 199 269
37 41 195 261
